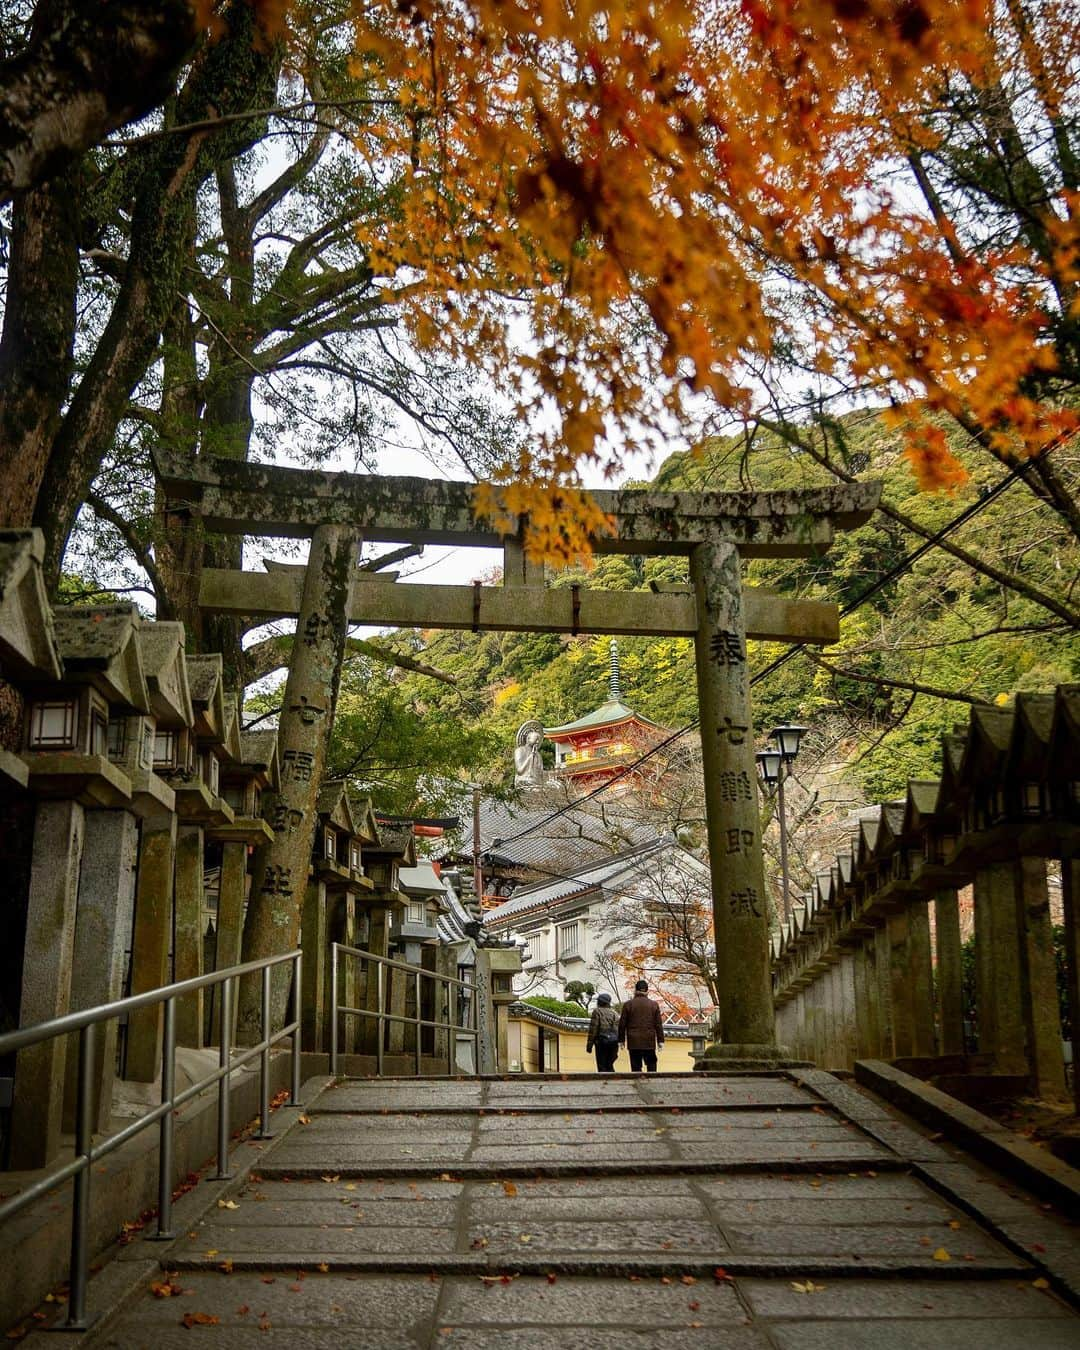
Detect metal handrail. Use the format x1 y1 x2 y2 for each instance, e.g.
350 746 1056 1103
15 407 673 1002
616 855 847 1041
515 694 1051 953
330 942 478 1077
0 949 302 1330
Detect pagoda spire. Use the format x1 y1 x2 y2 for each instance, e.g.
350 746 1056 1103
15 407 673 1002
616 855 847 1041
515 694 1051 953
609 639 622 702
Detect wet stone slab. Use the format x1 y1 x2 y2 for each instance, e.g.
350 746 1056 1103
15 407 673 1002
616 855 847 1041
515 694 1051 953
435 1330 768 1350
468 1218 727 1255
437 1273 746 1326
768 1321 1080 1349
465 1191 710 1224
175 1224 460 1255
696 1174 926 1200
721 1221 1010 1259
469 1142 675 1165
739 1277 1073 1320
705 1197 964 1226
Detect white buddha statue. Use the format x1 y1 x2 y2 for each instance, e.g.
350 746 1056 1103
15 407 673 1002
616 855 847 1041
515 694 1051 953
514 720 545 787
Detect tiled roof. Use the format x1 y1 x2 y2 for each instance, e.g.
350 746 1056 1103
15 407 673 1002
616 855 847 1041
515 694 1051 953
482 835 679 923
545 699 662 737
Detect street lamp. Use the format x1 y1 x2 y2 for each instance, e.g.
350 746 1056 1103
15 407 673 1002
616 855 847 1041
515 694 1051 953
756 723 807 924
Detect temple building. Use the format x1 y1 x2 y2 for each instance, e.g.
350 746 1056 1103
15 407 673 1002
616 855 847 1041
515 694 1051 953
543 641 668 790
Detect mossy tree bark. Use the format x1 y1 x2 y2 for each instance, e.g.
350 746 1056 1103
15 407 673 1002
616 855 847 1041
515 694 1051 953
0 0 199 204
0 170 79 528
29 0 281 591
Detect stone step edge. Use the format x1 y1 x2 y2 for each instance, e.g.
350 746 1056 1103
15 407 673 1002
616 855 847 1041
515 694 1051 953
164 1252 1033 1280
331 1071 797 1082
854 1059 1080 1215
310 1102 835 1118
251 1157 905 1182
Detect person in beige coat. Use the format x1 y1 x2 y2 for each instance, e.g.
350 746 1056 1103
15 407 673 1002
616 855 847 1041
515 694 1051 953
618 979 665 1072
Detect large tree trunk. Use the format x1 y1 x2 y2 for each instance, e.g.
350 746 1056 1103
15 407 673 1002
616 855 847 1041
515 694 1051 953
31 1 281 589
0 170 79 527
0 0 198 205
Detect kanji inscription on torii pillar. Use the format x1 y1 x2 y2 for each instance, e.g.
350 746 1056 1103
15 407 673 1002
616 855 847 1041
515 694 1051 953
156 450 880 1058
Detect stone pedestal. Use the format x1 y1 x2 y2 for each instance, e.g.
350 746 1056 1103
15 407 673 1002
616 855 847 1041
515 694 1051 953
360 905 392 1056
690 540 775 1051
934 889 965 1056
125 809 178 1083
908 899 936 1057
974 862 1026 1074
173 824 205 1047
209 839 248 1043
1062 857 1080 1115
11 800 84 1168
301 879 328 1052
874 925 893 1057
887 911 914 1057
64 810 139 1133
1016 856 1067 1100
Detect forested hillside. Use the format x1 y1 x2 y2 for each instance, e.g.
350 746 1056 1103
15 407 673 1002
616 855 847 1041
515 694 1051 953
324 409 1078 836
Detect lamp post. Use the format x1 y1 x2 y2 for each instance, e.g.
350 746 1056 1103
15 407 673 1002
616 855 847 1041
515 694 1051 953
755 722 807 925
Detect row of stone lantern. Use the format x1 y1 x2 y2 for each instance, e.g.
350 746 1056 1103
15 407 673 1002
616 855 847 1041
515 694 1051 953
0 529 483 1170
772 688 1080 1109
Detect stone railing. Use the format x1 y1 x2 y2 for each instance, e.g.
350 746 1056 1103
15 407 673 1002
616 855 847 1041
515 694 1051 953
771 688 1080 1108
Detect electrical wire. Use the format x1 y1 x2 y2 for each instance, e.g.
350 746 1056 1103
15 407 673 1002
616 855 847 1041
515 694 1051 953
483 455 1041 853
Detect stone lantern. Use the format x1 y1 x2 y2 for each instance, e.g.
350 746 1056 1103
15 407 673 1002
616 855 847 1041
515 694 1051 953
301 781 375 1052
210 721 280 1025
124 621 194 1083
12 603 150 1166
156 654 236 1046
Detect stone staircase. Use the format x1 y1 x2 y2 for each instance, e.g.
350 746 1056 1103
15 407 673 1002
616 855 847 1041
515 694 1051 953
83 1071 1080 1348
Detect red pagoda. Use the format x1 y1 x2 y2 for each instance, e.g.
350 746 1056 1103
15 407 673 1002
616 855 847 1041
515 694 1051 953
545 641 667 790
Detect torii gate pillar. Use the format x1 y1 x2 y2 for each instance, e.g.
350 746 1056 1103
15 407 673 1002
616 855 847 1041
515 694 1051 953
692 541 775 1055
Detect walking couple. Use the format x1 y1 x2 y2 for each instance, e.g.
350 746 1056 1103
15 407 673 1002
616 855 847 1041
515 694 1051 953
585 979 665 1073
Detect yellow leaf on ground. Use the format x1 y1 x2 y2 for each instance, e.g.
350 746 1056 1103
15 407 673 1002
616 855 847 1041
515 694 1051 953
933 1248 951 1262
1033 1278 1051 1290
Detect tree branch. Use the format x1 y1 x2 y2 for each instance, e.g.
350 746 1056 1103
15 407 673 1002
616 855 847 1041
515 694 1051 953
241 632 457 688
85 488 167 606
805 649 994 707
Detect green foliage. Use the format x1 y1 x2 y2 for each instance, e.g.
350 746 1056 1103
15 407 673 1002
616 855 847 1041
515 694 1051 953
563 980 595 1009
521 995 592 1019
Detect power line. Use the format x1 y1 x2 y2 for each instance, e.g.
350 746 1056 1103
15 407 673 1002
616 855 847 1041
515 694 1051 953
484 456 1041 853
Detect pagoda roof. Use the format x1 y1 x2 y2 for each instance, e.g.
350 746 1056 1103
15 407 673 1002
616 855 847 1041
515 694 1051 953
545 699 662 739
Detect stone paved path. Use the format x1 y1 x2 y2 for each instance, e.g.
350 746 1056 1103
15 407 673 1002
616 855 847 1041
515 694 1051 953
86 1071 1080 1348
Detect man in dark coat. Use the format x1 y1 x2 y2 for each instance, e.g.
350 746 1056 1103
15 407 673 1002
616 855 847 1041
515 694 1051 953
618 979 665 1072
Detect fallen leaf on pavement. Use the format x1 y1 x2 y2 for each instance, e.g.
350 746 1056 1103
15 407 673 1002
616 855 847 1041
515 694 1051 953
180 1312 219 1328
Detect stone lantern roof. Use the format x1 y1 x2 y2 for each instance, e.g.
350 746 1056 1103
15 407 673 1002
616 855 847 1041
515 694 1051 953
135 621 193 729
50 603 150 713
0 529 62 684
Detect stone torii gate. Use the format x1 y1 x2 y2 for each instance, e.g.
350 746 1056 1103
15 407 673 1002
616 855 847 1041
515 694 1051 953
156 451 879 1059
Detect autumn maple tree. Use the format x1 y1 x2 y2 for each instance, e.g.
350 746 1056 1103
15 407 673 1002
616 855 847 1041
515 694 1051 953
350 0 1079 557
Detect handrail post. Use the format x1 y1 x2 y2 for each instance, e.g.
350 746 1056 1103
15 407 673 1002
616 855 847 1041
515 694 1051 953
65 1022 95 1329
376 957 384 1077
290 953 302 1106
445 975 455 1076
257 963 272 1139
214 978 232 1180
330 942 339 1077
414 968 422 1075
154 998 177 1240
